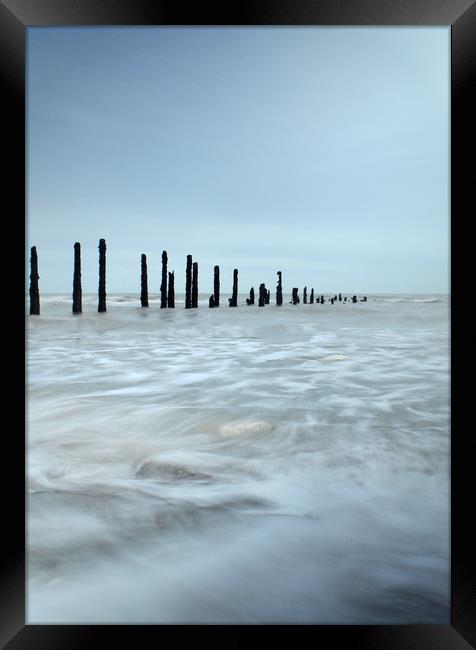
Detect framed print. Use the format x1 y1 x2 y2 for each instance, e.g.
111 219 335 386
2 0 474 647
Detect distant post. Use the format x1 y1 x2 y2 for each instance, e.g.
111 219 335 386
160 250 168 308
310 288 314 304
29 246 40 315
214 265 220 307
98 238 106 313
246 287 255 305
140 254 149 308
320 295 324 304
352 295 358 303
229 269 238 307
303 287 307 304
338 293 342 302
192 262 198 308
185 255 192 308
276 271 283 306
258 283 266 307
265 289 270 304
168 271 175 307
72 243 82 314
292 288 300 305
209 295 215 308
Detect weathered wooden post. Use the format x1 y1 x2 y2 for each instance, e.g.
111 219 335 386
140 254 149 308
29 246 40 315
209 295 215 308
292 288 300 305
303 287 308 304
352 295 357 303
320 295 324 304
310 288 314 304
258 283 266 307
265 289 270 304
168 271 175 307
214 265 220 307
330 298 335 304
72 242 82 314
338 293 342 301
192 262 198 308
185 255 192 309
276 271 283 306
229 269 238 307
246 287 255 305
362 296 368 302
192 261 198 308
344 297 347 302
160 250 168 308
98 238 106 313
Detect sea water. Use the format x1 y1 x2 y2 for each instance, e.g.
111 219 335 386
26 294 450 623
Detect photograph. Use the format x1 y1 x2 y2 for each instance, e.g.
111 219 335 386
25 24 452 626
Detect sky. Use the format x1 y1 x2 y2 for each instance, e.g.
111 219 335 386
27 27 449 294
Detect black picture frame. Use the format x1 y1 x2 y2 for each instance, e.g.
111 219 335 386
2 0 474 647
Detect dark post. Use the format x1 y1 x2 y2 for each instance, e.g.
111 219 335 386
258 283 266 307
331 298 335 304
209 295 215 308
344 297 347 302
214 265 220 307
310 288 314 304
246 287 255 305
72 243 82 314
320 295 324 304
265 289 270 304
276 271 283 306
229 269 238 307
352 295 358 303
303 287 308 304
292 288 300 305
160 250 168 308
140 254 149 308
362 296 368 302
192 262 198 308
168 271 175 307
185 255 192 308
98 238 106 313
338 293 342 301
29 246 40 315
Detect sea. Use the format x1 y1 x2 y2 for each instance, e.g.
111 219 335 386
26 293 450 624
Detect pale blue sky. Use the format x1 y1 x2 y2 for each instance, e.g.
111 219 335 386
27 27 449 294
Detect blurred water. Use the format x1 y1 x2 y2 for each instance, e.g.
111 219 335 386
26 293 450 623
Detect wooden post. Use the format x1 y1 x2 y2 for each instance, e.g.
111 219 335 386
331 298 335 304
209 295 215 308
303 287 307 304
320 295 324 304
160 250 168 308
258 283 265 307
310 288 314 304
29 246 40 315
246 287 255 305
229 269 238 307
192 261 198 308
72 243 82 314
214 265 220 307
292 288 300 305
98 238 106 313
344 297 347 302
168 271 175 307
265 289 270 304
338 293 342 301
276 271 283 306
140 254 149 308
185 255 192 308
352 295 357 303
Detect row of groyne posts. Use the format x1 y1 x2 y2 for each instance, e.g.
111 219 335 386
28 241 367 315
